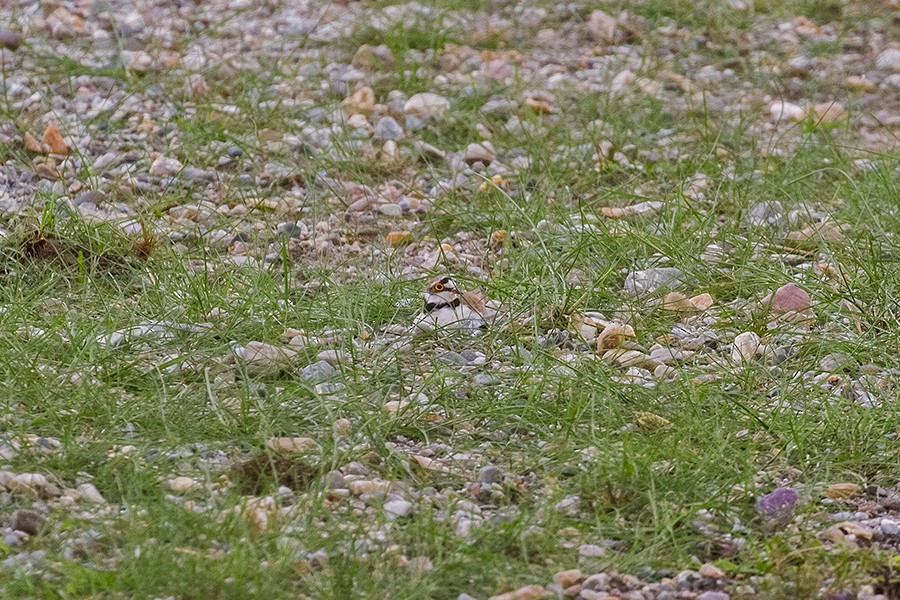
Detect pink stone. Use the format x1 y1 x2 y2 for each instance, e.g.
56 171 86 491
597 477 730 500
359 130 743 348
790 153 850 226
771 283 811 313
586 11 617 43
480 59 513 80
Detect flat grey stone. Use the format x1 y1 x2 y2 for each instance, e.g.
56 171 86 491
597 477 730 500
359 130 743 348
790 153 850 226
744 200 784 227
379 203 402 217
473 374 499 386
384 499 413 518
624 267 684 295
323 471 346 489
697 592 729 600
314 382 346 396
881 518 900 536
820 353 853 373
301 360 336 382
181 166 211 182
373 116 403 140
460 350 486 364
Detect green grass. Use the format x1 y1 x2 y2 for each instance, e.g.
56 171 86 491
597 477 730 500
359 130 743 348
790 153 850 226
0 0 898 597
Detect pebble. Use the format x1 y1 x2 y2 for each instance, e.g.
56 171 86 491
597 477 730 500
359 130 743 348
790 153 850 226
76 483 107 504
473 373 499 386
602 201 662 219
316 349 348 366
344 86 375 114
9 509 46 535
582 573 609 591
0 27 22 51
554 495 581 515
373 116 404 140
347 197 371 212
464 141 496 165
649 347 691 364
624 268 684 295
350 480 390 495
875 48 900 71
880 519 900 536
149 156 183 177
578 544 606 558
8 473 59 498
383 499 413 518
276 222 308 239
477 466 504 485
757 487 797 525
316 382 346 396
265 437 318 453
406 115 426 132
181 166 211 182
480 58 513 79
404 93 451 120
300 360 336 382
383 400 409 415
586 10 617 43
820 353 853 372
697 592 730 600
596 323 635 351
75 190 106 205
826 482 861 499
352 44 395 70
488 584 548 600
167 477 200 492
552 569 582 588
611 69 636 91
769 100 806 121
732 332 762 363
460 350 486 364
744 200 784 227
232 341 298 374
482 97 516 116
379 203 403 217
699 563 726 579
438 351 468 366
385 231 412 246
769 282 810 313
812 101 847 123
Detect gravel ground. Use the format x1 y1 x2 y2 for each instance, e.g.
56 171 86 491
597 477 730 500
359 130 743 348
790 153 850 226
1 0 899 598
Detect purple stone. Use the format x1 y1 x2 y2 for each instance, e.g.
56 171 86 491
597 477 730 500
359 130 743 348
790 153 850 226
757 487 798 524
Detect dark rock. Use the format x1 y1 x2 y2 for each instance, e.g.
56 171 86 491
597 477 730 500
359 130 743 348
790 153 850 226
757 487 798 526
9 509 45 535
75 190 106 205
477 466 504 485
0 28 23 51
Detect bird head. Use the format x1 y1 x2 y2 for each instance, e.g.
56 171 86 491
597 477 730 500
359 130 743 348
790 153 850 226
424 275 459 308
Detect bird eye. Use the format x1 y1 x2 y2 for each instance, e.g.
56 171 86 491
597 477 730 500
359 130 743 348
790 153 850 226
434 283 445 291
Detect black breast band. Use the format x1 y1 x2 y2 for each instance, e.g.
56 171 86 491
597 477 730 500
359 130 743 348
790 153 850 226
424 297 461 312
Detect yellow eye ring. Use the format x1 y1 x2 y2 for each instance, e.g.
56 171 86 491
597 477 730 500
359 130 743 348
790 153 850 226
434 283 445 291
